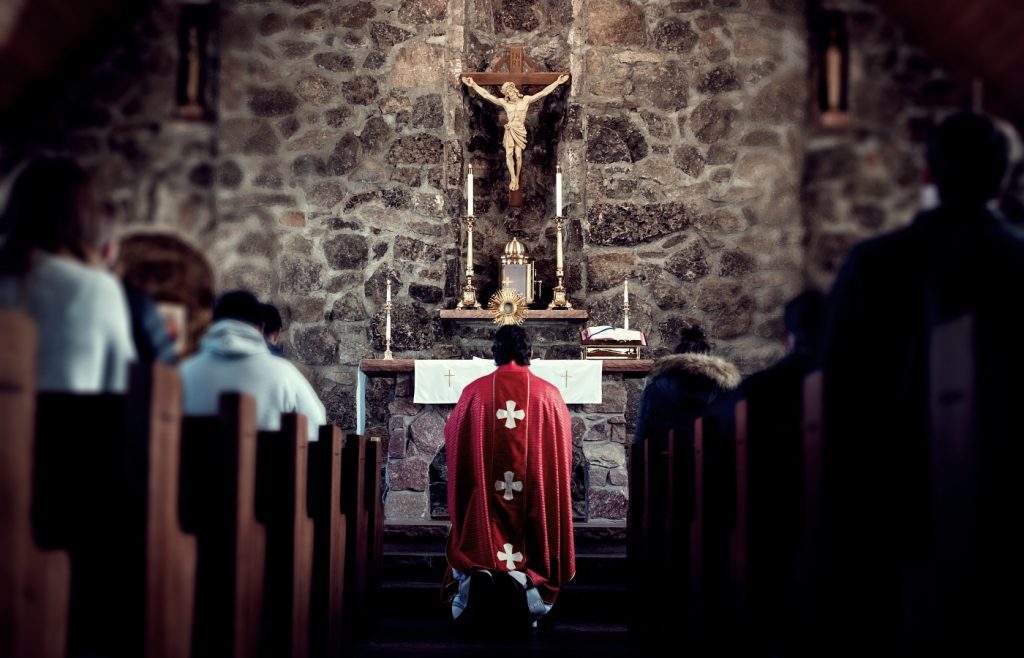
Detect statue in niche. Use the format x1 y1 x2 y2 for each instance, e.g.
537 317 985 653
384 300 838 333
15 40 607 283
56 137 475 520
461 74 569 192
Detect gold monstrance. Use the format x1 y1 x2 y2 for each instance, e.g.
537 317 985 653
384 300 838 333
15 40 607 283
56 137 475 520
499 237 536 305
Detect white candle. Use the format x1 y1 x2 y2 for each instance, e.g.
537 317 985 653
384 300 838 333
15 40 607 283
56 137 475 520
386 277 391 303
623 278 628 305
555 165 562 217
467 164 474 216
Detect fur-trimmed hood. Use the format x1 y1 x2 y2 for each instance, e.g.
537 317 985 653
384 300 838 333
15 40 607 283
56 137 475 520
648 352 742 390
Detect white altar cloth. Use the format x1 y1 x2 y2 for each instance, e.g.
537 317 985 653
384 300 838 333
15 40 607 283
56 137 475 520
413 359 603 404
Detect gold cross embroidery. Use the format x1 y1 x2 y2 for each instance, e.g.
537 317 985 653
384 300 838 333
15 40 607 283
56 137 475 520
561 370 571 388
444 369 454 387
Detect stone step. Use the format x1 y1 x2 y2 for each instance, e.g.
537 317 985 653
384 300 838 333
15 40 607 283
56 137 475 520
379 578 628 623
382 521 629 586
378 522 630 624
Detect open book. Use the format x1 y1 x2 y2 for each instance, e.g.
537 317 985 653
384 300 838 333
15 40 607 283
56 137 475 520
581 325 646 344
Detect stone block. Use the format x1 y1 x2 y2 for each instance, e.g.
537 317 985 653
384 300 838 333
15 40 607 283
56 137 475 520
582 441 626 469
323 234 368 270
291 325 337 365
587 0 646 46
384 491 427 520
689 99 736 144
399 0 446 23
388 457 429 492
247 88 299 117
410 409 445 455
609 468 629 486
665 236 710 281
390 41 444 88
589 465 610 487
588 488 628 520
586 251 636 292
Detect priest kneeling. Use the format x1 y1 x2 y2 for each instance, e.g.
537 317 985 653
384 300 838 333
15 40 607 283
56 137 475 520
443 325 575 631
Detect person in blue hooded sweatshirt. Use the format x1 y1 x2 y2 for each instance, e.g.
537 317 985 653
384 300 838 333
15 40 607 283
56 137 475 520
181 289 326 440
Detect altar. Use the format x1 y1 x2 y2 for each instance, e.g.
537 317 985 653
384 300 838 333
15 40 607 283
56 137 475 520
358 358 653 525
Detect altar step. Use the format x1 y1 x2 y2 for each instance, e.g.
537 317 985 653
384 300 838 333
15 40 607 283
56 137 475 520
378 521 629 624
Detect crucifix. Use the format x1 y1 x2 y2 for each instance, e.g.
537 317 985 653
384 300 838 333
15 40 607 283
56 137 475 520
461 44 570 207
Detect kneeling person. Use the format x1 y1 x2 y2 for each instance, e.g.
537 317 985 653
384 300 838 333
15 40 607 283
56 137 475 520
443 325 575 629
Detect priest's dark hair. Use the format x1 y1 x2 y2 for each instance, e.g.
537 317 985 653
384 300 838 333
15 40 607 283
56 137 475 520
926 111 1009 206
492 325 532 366
675 325 710 355
213 290 265 328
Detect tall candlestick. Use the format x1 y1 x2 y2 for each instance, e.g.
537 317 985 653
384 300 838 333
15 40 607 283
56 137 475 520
467 164 474 216
384 276 393 359
555 165 562 217
556 218 563 271
623 278 629 330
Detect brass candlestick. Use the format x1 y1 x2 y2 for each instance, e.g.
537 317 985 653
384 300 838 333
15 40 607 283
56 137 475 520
548 214 572 309
383 277 394 359
457 215 482 309
623 279 630 331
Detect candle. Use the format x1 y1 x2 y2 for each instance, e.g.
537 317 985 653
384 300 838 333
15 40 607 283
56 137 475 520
386 277 391 303
467 164 474 216
623 278 628 305
555 165 562 217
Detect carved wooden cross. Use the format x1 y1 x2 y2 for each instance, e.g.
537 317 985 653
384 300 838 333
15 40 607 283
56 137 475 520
461 44 564 88
461 44 569 207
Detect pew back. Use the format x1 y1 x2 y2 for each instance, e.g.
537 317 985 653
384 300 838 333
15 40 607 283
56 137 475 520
181 394 266 658
0 308 71 658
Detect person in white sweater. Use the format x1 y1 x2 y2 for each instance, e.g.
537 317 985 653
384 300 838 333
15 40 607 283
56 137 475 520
180 290 326 441
0 157 136 392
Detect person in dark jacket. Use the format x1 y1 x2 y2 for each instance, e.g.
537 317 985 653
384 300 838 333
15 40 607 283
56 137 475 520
634 325 741 449
821 112 1024 655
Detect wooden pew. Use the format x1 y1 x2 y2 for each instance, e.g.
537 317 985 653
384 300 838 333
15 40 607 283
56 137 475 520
727 400 749 642
308 426 346 658
125 363 197 658
181 394 266 658
341 434 368 634
364 437 384 625
688 419 706 643
625 428 676 639
899 314 978 654
256 414 315 658
694 410 739 652
0 309 71 658
794 370 824 652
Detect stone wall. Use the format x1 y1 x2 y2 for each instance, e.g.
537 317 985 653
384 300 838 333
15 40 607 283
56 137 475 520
0 0 975 522
802 0 969 290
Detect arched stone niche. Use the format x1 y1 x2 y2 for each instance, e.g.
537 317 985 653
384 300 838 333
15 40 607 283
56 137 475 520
116 230 215 355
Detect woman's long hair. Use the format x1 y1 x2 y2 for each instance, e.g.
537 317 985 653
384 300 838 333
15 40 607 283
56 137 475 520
0 157 100 275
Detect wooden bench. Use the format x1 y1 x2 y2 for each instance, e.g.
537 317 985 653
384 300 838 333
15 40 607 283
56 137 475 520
308 426 346 658
341 434 368 635
125 363 198 658
364 436 384 625
182 394 266 658
256 414 316 658
0 309 70 658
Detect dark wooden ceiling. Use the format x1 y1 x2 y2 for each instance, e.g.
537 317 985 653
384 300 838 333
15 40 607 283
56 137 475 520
881 0 1024 127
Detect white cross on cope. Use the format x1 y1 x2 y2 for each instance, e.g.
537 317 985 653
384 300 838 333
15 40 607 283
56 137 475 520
497 543 523 570
496 400 525 429
494 470 523 501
